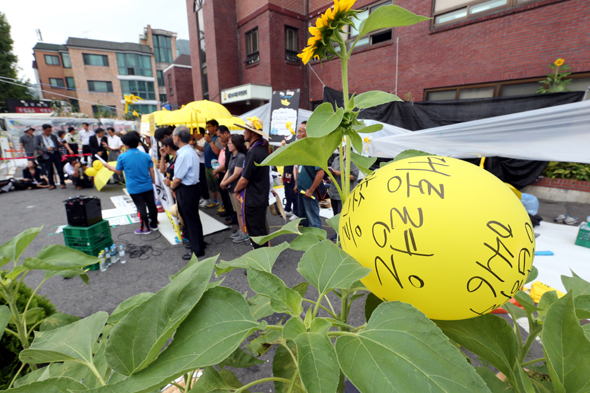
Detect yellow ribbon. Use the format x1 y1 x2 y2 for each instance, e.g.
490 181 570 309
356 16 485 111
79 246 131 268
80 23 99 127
132 110 139 117
247 116 263 130
363 137 371 154
124 94 144 114
285 122 295 135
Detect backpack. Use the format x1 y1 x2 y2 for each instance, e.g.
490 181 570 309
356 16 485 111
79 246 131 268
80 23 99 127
303 166 328 200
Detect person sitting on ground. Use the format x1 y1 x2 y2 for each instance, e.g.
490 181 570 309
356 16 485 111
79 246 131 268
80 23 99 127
63 157 92 190
220 134 248 243
22 161 49 189
103 133 158 235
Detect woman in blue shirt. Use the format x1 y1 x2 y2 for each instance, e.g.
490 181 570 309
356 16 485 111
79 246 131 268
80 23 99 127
103 133 158 234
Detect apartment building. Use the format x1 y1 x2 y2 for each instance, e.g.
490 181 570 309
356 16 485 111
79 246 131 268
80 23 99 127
139 25 178 106
32 43 79 111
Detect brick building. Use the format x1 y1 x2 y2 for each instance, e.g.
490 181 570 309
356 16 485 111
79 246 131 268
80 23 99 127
163 54 195 109
32 26 181 118
185 0 590 114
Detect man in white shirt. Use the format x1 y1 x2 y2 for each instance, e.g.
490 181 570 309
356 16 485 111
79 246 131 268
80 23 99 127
79 122 94 164
105 127 124 183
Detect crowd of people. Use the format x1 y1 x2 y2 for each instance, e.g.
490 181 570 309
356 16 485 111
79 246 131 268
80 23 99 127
11 117 359 258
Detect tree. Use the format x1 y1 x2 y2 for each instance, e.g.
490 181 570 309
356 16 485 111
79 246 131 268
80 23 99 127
0 12 34 112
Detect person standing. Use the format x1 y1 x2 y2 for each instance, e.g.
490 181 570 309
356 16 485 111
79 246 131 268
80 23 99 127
64 127 79 155
203 120 222 208
34 124 66 190
170 126 206 260
89 128 108 160
212 125 235 220
79 122 94 164
105 127 124 183
220 134 248 243
103 133 158 234
234 118 270 249
57 130 74 157
19 127 36 160
328 150 359 239
193 127 210 206
294 122 324 229
280 140 298 220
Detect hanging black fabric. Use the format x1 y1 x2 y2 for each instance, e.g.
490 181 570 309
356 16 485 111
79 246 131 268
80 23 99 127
323 87 585 188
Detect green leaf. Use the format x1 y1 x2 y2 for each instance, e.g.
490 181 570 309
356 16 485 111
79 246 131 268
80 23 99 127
13 307 44 326
248 329 282 356
189 366 236 393
300 227 327 240
247 267 303 316
283 318 340 393
39 312 80 332
0 226 42 264
260 131 342 170
106 292 154 325
354 91 402 110
356 5 430 41
436 314 519 382
289 233 321 252
562 275 590 297
514 291 538 315
216 242 290 274
273 340 299 393
0 305 10 341
298 241 370 297
583 324 590 341
337 302 491 393
574 295 590 319
353 123 383 134
292 282 310 298
306 102 344 138
20 311 108 365
23 244 99 271
526 265 539 284
327 214 340 233
0 256 10 269
169 254 218 281
105 257 215 376
250 220 302 245
346 128 363 154
475 367 517 393
247 294 274 320
531 379 555 393
5 265 27 280
218 347 265 368
219 369 250 392
543 292 590 393
87 287 261 393
394 149 434 161
364 293 383 323
2 377 87 393
13 366 46 387
351 151 377 175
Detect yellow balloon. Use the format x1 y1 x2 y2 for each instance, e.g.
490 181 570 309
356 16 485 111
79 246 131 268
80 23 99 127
339 156 535 320
93 160 103 171
85 168 97 177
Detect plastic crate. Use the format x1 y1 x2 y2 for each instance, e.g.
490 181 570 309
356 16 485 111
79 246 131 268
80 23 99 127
575 222 590 249
63 220 112 249
67 237 113 271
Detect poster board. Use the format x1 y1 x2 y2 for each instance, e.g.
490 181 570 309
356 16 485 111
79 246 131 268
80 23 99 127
269 89 300 144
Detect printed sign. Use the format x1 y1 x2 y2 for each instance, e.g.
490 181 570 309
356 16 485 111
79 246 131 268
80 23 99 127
269 89 300 144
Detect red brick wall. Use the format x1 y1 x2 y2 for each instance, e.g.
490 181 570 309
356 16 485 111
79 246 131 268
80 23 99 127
165 66 194 108
530 177 590 192
186 0 203 100
309 0 590 102
34 50 77 102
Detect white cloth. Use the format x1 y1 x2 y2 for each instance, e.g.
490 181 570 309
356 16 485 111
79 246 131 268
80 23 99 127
196 138 206 163
79 130 95 145
64 162 76 176
107 134 123 150
42 134 55 148
138 146 146 153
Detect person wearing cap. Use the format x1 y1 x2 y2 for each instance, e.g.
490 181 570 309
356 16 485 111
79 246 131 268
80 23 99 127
233 117 270 249
64 127 79 155
19 127 36 160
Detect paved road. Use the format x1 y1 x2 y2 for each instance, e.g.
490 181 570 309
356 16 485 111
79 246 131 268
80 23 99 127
1 182 586 389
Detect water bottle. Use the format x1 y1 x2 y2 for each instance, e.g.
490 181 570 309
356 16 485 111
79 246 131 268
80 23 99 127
99 251 108 272
119 245 126 264
110 245 119 264
104 248 111 266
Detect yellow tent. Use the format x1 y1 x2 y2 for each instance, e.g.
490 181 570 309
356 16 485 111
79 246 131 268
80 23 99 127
159 100 245 130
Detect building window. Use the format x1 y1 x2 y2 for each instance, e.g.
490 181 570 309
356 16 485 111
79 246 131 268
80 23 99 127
153 35 173 63
92 105 117 116
129 104 158 115
88 80 114 93
121 80 156 100
49 78 65 88
344 1 393 49
44 55 60 66
285 27 299 62
116 53 153 77
83 53 109 66
245 28 259 65
159 94 167 103
157 70 165 87
433 0 538 26
168 74 173 95
61 53 71 68
65 77 75 90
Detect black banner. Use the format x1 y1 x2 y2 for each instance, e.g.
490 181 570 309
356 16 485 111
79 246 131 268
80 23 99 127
269 88 300 144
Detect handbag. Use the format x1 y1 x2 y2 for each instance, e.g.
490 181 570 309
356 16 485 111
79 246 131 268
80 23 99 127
34 136 47 163
303 166 328 200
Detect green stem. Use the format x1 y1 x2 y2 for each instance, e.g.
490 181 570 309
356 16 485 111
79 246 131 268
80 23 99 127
337 372 346 393
23 277 49 337
280 342 298 367
324 166 344 202
4 328 19 338
340 289 350 327
339 139 345 202
521 357 545 367
519 326 543 363
505 306 523 353
312 293 326 319
328 330 356 337
324 295 337 317
184 370 195 393
265 325 284 331
86 361 106 386
236 377 305 393
170 382 184 390
302 298 337 319
286 371 298 393
8 362 26 390
351 323 367 332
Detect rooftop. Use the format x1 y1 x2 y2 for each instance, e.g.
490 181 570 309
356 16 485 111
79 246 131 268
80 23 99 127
66 37 153 54
172 54 192 67
33 42 67 52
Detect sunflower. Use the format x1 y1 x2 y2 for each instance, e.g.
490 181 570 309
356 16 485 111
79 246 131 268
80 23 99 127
297 0 359 65
554 58 564 67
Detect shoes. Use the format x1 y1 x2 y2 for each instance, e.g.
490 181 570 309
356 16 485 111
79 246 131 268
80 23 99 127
206 201 219 208
182 252 192 260
220 211 231 218
48 186 56 190
200 199 211 207
156 204 164 213
225 218 238 225
233 233 250 243
217 205 225 213
554 214 567 223
285 211 293 217
60 184 66 189
289 214 299 221
230 231 242 239
76 186 83 190
196 250 206 257
564 216 578 225
150 225 159 231
134 228 151 235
